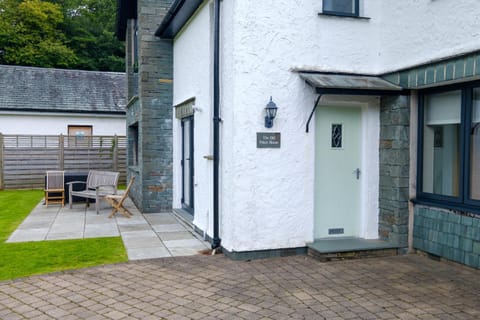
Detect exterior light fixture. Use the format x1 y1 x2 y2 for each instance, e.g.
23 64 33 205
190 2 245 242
264 96 278 128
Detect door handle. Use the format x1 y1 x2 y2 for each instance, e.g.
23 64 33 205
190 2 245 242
353 168 361 180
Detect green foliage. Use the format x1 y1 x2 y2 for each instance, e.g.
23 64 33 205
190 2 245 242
0 189 127 280
0 0 78 67
0 237 127 280
0 0 125 71
0 189 42 240
58 0 125 71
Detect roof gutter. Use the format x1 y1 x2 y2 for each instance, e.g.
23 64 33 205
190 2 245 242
155 0 185 37
155 0 204 39
0 108 126 116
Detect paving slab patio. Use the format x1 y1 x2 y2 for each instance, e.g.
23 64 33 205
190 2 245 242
7 197 210 260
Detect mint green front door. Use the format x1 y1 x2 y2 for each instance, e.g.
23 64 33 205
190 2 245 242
314 106 362 239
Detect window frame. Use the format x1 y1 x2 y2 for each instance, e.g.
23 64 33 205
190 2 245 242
68 125 92 137
181 116 194 214
128 122 139 167
67 125 93 147
322 0 360 18
130 19 139 73
416 81 480 214
465 87 480 208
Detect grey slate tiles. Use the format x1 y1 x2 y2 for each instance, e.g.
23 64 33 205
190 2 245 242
0 65 126 114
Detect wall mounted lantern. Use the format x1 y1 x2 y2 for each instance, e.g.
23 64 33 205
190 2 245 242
264 96 278 128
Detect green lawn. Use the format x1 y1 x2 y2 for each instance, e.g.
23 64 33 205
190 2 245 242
0 189 128 281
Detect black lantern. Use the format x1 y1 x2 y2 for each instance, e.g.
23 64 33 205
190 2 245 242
264 96 278 128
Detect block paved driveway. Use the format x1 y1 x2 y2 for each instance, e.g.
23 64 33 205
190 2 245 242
0 254 479 320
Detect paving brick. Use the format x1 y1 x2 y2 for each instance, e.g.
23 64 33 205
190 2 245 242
1 255 480 319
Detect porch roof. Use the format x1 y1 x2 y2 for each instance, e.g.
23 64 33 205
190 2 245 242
299 71 406 133
299 72 404 95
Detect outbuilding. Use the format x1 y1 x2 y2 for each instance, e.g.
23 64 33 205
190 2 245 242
0 65 126 136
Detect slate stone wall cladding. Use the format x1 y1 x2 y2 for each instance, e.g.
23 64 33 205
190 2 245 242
379 95 410 247
126 0 174 213
126 98 141 208
383 51 480 89
414 206 480 269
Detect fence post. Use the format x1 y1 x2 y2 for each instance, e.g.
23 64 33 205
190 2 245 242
113 135 118 172
0 133 3 190
59 134 64 170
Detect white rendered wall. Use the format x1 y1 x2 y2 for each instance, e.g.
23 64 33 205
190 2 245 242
232 0 480 75
173 2 213 235
218 0 382 252
0 112 125 135
173 0 480 252
377 0 480 73
219 0 321 252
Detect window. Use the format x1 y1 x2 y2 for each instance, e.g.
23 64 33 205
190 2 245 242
128 123 139 166
68 125 92 137
181 117 194 213
323 0 359 17
331 124 343 148
127 19 139 98
418 83 480 212
130 20 138 73
67 125 92 147
470 88 480 200
422 91 461 197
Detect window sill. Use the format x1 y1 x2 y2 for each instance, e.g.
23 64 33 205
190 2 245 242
318 12 370 20
412 198 480 215
126 95 139 109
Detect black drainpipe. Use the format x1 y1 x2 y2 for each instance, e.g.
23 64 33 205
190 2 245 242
212 0 221 250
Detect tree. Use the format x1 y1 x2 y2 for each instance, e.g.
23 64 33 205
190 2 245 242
0 0 125 71
0 0 77 68
56 0 125 71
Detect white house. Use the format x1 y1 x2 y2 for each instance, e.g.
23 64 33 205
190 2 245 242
118 0 480 267
0 65 126 136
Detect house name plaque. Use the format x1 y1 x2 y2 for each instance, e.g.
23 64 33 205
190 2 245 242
257 132 281 148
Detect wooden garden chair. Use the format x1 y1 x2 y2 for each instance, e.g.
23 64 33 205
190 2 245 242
44 171 65 207
105 176 135 218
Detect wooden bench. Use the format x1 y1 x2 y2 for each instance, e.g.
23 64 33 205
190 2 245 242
67 170 120 214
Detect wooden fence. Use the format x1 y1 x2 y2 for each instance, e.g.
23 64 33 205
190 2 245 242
0 134 127 190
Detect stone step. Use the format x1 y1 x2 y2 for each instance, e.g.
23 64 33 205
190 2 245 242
307 237 399 262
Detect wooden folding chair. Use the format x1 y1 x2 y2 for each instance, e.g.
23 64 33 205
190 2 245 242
105 176 135 218
44 171 65 207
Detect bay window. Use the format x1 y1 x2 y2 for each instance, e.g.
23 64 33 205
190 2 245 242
418 83 480 212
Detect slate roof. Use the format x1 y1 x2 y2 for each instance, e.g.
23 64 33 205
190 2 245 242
0 65 126 114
